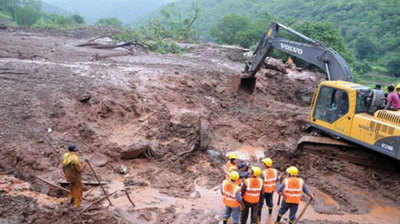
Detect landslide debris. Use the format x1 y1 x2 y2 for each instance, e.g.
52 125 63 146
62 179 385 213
0 27 399 224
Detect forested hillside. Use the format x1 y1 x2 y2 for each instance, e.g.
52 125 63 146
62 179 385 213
0 0 85 27
267 0 400 79
159 0 400 82
42 0 174 24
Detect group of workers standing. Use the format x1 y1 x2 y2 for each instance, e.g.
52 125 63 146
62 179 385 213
221 153 314 224
60 143 316 224
385 84 400 111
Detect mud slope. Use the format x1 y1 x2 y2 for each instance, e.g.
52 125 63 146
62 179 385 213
0 28 399 224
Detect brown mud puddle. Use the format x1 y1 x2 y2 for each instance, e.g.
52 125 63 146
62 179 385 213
1 168 400 224
104 159 400 224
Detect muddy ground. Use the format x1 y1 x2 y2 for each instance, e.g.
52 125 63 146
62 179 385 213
0 27 399 224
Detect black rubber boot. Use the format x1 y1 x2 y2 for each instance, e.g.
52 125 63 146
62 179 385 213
275 214 282 223
223 220 227 224
268 208 273 215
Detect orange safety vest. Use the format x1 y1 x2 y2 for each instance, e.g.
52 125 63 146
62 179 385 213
283 177 304 204
222 180 241 208
263 168 278 193
243 177 263 203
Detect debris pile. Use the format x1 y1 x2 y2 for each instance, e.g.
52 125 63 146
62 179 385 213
0 26 399 224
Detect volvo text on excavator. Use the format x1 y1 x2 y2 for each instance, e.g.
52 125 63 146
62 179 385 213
240 22 400 162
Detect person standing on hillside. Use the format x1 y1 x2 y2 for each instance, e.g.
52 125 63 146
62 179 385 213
385 85 400 111
258 158 279 220
221 171 244 224
62 144 84 208
241 166 263 224
275 166 314 224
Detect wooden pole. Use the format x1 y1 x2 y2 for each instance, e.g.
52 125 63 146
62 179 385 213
123 189 136 208
293 198 313 224
34 176 69 193
80 191 117 214
85 159 113 206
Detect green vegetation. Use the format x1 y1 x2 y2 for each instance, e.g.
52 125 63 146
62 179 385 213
266 0 400 80
0 0 85 28
112 3 200 54
159 0 400 85
2 0 399 84
41 0 173 24
96 17 123 28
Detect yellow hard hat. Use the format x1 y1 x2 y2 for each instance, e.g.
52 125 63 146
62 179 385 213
396 84 400 90
262 158 273 167
227 153 238 160
229 171 240 181
286 166 299 176
251 166 262 177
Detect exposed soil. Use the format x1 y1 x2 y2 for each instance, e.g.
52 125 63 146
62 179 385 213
0 27 399 224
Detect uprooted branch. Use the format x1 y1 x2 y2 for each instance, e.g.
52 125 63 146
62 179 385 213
77 38 149 52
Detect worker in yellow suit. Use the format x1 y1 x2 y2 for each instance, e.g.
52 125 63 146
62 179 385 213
62 144 84 208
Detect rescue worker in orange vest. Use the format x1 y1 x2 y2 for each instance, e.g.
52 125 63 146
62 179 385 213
258 158 279 219
240 166 263 224
224 153 238 178
221 171 244 224
275 166 314 224
62 144 84 208
228 166 242 185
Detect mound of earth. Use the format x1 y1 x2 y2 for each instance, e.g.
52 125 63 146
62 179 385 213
0 27 399 224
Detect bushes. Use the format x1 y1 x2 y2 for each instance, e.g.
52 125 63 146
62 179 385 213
96 17 123 28
210 12 273 48
112 3 200 54
34 13 85 29
0 0 86 28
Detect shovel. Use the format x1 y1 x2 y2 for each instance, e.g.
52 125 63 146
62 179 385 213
293 198 313 224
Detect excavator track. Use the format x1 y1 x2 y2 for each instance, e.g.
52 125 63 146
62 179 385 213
295 136 393 169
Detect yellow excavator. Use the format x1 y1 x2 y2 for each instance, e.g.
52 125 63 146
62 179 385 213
240 22 400 161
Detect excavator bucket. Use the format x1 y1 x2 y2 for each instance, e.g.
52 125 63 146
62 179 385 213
239 76 256 94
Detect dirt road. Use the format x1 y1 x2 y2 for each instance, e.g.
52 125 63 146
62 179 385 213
0 27 399 224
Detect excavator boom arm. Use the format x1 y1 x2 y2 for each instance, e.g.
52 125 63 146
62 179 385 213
246 23 353 82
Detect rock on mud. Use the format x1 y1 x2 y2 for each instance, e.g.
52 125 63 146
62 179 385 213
121 140 152 159
199 118 212 151
90 152 109 167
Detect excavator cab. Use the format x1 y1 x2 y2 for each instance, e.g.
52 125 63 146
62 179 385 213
307 81 400 160
310 82 353 137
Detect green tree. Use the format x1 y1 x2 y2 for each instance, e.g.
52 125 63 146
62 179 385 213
210 13 250 45
96 17 123 28
154 2 200 41
72 14 85 24
15 5 41 26
355 35 377 60
387 52 400 77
